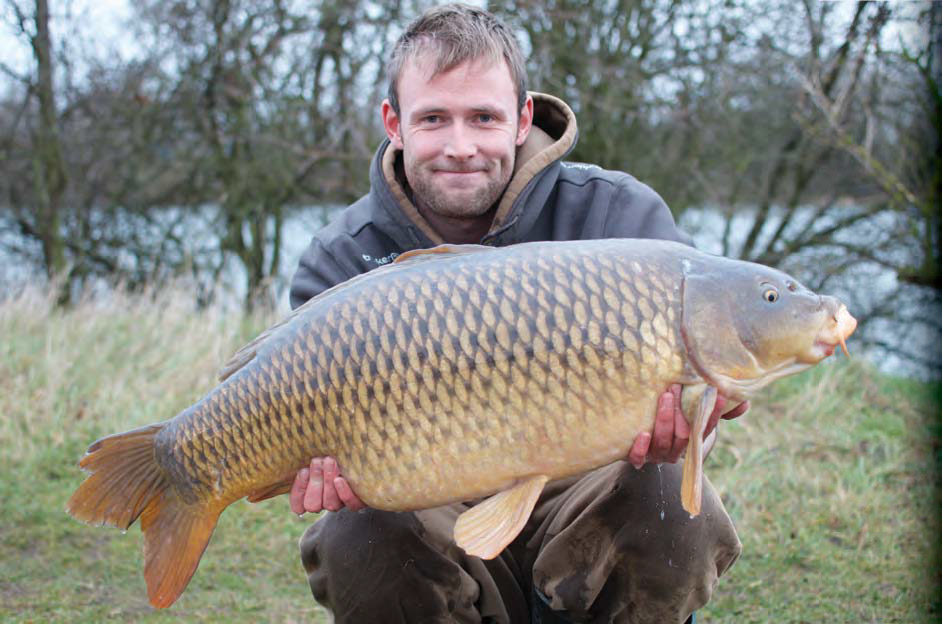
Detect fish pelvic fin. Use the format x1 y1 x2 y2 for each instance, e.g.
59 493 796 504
681 386 717 517
65 422 223 608
246 476 295 503
454 475 549 560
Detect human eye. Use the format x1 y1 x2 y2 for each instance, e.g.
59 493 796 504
475 113 495 123
421 114 442 124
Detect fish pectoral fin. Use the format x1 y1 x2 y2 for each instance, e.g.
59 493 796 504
246 477 295 503
681 385 717 517
454 475 549 560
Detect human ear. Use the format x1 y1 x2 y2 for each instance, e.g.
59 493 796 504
382 100 404 150
515 95 534 146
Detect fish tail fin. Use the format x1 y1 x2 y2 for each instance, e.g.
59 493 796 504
141 487 222 608
66 423 222 608
66 423 169 530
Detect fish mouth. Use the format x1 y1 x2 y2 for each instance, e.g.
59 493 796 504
809 304 857 361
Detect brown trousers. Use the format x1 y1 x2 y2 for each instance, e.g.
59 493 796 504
299 461 741 623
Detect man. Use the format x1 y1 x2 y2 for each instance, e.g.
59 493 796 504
287 5 745 623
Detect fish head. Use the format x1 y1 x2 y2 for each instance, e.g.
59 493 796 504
681 259 857 398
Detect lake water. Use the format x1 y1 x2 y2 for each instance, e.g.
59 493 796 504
2 204 938 380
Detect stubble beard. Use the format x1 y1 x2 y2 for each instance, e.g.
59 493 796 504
409 166 511 220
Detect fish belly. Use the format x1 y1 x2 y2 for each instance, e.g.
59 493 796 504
344 396 661 510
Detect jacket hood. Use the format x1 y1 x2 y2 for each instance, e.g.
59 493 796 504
368 92 578 248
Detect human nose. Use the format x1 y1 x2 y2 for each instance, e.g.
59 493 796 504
442 122 477 160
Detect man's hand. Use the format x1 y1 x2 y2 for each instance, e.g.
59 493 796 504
626 384 749 468
289 457 366 515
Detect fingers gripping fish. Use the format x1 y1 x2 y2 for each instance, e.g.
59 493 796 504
66 239 857 607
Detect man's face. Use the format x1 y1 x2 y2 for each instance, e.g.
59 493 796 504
382 57 533 222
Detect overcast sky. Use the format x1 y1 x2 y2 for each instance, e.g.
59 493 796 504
1 0 136 76
2 1 926 81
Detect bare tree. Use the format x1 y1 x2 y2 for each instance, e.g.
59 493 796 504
1 0 68 301
1 0 401 308
795 1 940 370
0 2 218 301
129 0 396 309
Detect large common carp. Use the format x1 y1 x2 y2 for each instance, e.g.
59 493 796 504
67 239 856 608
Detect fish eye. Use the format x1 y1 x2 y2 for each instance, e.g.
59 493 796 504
763 288 780 303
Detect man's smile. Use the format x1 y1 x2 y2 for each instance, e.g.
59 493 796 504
432 169 489 184
433 167 487 174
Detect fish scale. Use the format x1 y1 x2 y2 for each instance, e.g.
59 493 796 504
67 238 858 608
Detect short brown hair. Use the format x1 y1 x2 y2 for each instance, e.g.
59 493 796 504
386 4 528 115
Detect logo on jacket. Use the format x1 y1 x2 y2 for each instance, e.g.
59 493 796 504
562 161 601 172
362 252 400 266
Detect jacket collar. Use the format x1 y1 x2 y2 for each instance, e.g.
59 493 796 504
370 92 578 247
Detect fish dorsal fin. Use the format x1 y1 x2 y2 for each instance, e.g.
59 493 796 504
394 243 494 265
219 244 493 382
454 474 548 559
217 347 257 382
680 385 717 516
217 303 305 382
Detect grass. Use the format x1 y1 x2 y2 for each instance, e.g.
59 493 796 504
703 361 940 623
0 285 938 622
0 286 324 622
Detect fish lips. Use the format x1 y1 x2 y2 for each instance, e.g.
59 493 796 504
808 300 857 362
